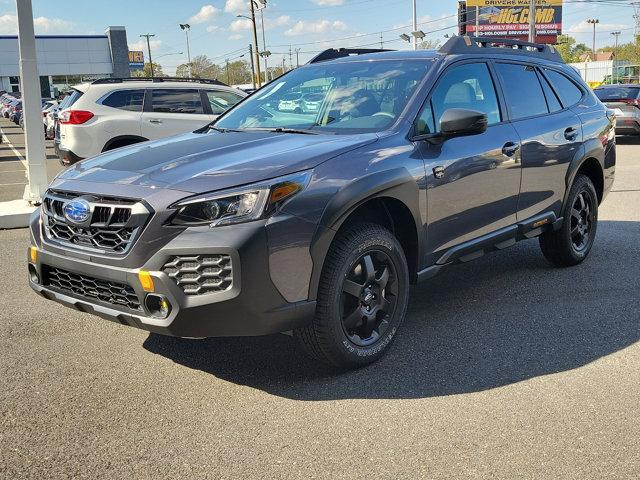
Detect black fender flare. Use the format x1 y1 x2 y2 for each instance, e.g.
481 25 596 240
562 138 605 210
307 167 424 301
102 135 148 152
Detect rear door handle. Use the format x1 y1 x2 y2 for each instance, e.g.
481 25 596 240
564 127 579 141
149 119 162 124
502 141 520 157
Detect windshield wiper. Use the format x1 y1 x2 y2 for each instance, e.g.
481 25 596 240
268 127 319 135
207 125 241 133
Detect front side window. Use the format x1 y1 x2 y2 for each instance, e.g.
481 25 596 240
151 89 204 114
101 89 145 112
544 69 583 107
205 90 244 115
495 63 548 120
416 62 500 135
215 59 433 134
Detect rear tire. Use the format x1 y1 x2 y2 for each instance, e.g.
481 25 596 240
295 223 409 369
539 174 598 267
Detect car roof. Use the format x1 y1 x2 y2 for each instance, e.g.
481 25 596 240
317 49 440 64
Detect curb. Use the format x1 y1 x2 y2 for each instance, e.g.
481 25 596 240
0 200 37 229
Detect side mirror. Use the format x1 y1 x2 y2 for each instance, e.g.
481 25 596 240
440 108 488 137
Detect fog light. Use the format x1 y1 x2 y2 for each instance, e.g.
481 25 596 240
145 294 171 319
29 246 37 263
28 263 39 284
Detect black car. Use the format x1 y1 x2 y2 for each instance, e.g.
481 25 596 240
28 37 615 368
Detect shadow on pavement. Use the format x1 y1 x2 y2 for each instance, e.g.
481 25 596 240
143 220 640 400
616 135 640 145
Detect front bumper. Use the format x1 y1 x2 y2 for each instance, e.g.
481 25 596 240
28 219 316 338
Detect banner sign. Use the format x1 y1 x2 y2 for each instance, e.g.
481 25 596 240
128 51 145 70
463 0 562 42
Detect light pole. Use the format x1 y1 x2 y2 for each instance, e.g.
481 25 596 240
140 34 155 77
179 24 192 78
612 31 621 83
259 7 269 82
587 19 600 59
412 0 417 50
237 8 263 86
528 0 536 43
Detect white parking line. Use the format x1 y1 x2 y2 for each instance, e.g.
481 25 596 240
0 125 28 169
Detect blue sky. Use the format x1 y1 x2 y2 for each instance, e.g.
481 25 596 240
0 0 636 73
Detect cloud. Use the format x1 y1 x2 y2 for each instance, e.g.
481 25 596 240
311 0 345 5
224 0 246 14
0 14 73 34
567 20 629 34
129 38 162 52
229 18 252 32
206 25 221 33
228 34 244 41
284 19 347 36
189 5 220 24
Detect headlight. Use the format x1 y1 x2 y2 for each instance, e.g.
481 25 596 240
168 171 311 227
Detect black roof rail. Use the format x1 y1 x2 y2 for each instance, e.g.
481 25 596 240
91 77 228 86
439 35 563 63
308 48 395 64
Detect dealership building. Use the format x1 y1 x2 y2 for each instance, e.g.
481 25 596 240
0 26 130 97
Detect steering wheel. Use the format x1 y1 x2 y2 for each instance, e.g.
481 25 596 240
372 111 394 118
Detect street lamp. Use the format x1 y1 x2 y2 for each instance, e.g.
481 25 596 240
179 24 192 78
587 18 599 60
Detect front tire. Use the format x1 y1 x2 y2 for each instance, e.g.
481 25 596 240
539 174 598 267
295 223 410 369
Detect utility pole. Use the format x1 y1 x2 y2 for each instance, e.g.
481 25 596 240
528 0 536 43
289 46 293 69
140 34 155 77
248 44 256 89
412 0 418 50
587 19 599 58
282 57 286 74
295 48 300 68
259 7 268 82
226 58 230 85
380 32 384 49
612 31 621 83
249 0 262 87
475 5 479 36
17 0 48 204
179 24 192 78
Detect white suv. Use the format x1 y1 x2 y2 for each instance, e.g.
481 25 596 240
55 77 247 165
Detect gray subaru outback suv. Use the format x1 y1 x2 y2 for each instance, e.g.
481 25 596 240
28 37 616 368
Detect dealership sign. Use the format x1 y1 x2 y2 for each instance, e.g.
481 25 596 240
128 51 145 70
462 0 562 43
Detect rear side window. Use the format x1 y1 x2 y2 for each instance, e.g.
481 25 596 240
544 70 583 107
538 72 563 113
101 89 144 112
151 89 204 114
205 90 243 115
495 63 548 120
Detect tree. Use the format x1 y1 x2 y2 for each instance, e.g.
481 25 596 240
132 62 166 78
555 35 590 63
418 38 441 50
176 55 223 80
223 60 253 85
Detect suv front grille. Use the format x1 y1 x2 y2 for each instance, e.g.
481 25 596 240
162 255 233 295
44 266 142 311
42 190 150 255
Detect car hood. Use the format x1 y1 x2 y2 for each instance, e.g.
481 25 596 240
57 130 378 194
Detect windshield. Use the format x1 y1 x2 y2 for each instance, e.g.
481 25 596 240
594 86 640 101
215 59 432 134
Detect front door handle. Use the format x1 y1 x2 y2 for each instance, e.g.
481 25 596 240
502 142 520 157
564 127 579 141
149 119 162 124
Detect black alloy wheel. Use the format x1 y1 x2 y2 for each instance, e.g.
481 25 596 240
341 250 398 347
570 190 595 253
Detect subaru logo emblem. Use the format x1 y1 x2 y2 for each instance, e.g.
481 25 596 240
63 198 91 224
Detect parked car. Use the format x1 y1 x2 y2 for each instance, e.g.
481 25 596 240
8 100 21 123
302 93 324 113
1 96 20 118
593 84 640 135
277 92 303 112
28 37 615 369
18 99 57 131
55 77 246 166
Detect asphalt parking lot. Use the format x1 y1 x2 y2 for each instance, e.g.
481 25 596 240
1 134 639 479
